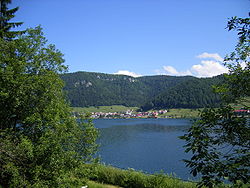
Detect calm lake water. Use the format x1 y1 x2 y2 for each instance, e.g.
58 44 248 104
94 118 194 180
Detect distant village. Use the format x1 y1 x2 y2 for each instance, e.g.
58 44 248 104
73 109 168 119
72 108 250 119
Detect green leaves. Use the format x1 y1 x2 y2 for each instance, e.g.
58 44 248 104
227 16 250 45
181 15 250 187
0 2 97 186
0 26 99 186
181 105 250 186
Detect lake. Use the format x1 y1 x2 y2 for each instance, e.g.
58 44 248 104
94 118 194 181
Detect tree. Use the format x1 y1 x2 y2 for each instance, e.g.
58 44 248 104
180 15 250 187
0 6 98 188
0 0 23 40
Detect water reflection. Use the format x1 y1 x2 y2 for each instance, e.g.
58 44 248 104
98 123 190 147
94 119 193 180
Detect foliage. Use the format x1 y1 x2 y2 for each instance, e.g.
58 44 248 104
181 15 250 187
61 72 223 109
181 107 249 187
220 16 250 105
0 0 24 40
0 26 99 187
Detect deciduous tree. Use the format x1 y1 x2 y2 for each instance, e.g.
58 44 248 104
180 15 250 187
0 2 98 187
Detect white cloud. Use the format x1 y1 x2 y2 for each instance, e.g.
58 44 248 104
163 66 178 75
114 70 142 77
197 52 224 62
191 60 228 77
240 62 247 69
159 52 228 77
163 66 192 76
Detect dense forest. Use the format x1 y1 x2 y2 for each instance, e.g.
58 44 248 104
61 71 223 110
141 76 222 110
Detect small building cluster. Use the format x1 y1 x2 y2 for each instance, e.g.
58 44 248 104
74 110 168 119
233 109 250 116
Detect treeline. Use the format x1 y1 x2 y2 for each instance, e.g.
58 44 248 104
61 71 223 110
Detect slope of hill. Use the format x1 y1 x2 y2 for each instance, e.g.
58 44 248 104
61 71 149 107
61 71 222 110
140 76 222 111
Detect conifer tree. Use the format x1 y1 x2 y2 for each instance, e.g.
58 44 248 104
0 0 23 40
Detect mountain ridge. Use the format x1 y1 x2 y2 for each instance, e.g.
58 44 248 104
61 71 222 110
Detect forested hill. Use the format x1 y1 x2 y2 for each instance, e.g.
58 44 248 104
140 76 222 111
60 71 223 110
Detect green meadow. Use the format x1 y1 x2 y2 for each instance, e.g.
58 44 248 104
71 105 202 118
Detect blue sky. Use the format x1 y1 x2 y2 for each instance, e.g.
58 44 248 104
12 0 249 77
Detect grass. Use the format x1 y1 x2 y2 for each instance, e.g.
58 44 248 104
72 105 202 118
87 164 197 188
158 108 202 118
87 180 121 188
230 97 250 109
72 101 249 119
85 164 250 188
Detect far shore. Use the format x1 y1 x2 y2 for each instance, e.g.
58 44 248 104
72 105 250 119
71 105 202 119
